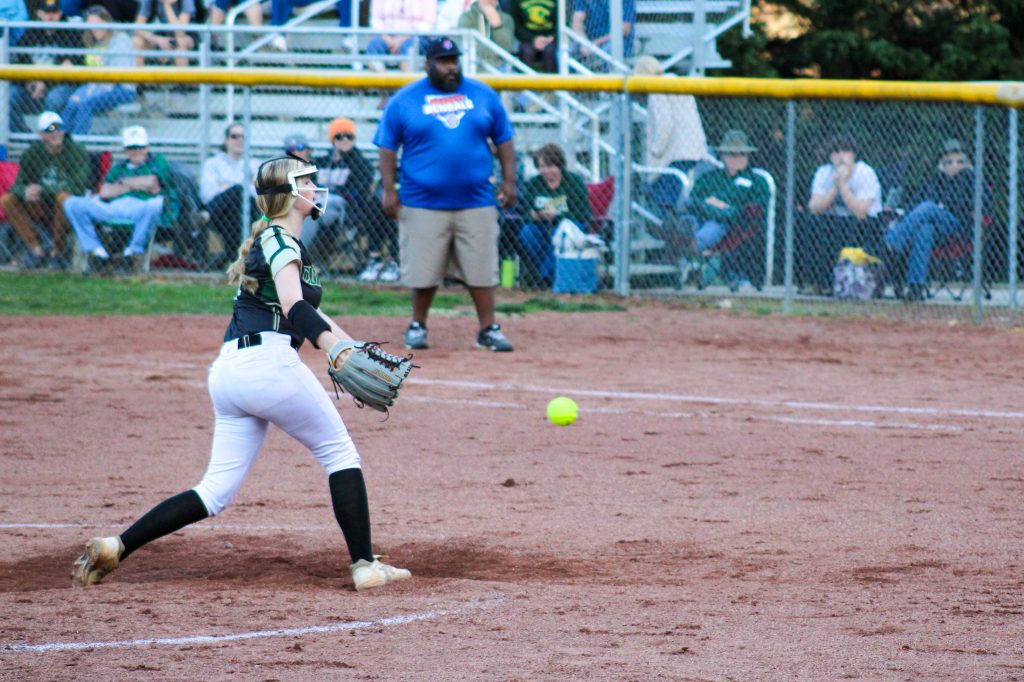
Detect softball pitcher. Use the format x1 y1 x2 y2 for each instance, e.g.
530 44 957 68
72 156 411 592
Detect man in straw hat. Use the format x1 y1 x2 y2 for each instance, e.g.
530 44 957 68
685 129 771 288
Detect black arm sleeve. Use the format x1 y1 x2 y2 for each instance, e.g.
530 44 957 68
287 300 331 348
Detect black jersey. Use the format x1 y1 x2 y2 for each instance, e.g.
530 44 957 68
223 225 323 348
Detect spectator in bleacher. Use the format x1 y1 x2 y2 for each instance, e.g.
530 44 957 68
685 129 771 287
634 56 708 175
0 0 29 45
571 0 635 62
1 111 90 269
132 0 197 69
509 0 556 73
60 5 138 135
77 0 139 22
266 0 352 52
799 133 882 295
518 143 591 288
366 0 437 72
283 133 312 162
208 0 263 45
9 0 83 133
457 0 515 65
64 125 179 273
200 122 260 269
884 138 984 302
311 118 397 282
374 36 518 352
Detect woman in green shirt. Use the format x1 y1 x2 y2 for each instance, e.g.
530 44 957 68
519 143 592 287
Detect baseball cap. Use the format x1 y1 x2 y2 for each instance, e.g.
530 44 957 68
423 37 461 61
40 0 61 11
122 125 149 148
283 133 309 152
37 110 63 132
328 118 356 140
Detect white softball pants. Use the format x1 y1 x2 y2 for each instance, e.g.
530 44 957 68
193 331 361 516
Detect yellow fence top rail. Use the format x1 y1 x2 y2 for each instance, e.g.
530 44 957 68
2 66 1022 106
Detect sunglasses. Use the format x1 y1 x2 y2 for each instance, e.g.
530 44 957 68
333 133 355 141
125 145 147 150
41 123 63 133
288 144 308 152
228 132 245 139
942 157 968 166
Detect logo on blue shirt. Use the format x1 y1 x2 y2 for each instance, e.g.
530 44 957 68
422 93 475 130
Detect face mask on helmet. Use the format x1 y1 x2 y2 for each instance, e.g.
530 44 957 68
286 165 329 220
256 160 329 221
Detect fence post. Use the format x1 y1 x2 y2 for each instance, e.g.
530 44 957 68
782 100 796 313
971 106 985 324
241 86 253 245
1009 108 1019 310
0 24 9 154
613 91 632 296
198 29 211 173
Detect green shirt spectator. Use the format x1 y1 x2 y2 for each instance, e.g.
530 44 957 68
518 143 593 286
11 132 90 201
458 0 516 63
510 0 557 72
104 146 180 228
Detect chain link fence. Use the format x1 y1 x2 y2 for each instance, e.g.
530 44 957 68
1 22 1022 323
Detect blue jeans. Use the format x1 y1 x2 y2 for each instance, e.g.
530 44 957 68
884 201 963 285
61 84 136 135
695 220 728 253
271 0 351 25
10 84 77 132
519 222 556 284
65 195 164 256
366 36 417 62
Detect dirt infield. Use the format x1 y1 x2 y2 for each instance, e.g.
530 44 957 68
2 305 1023 680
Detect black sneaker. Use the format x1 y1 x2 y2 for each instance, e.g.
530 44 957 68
86 253 111 275
475 323 514 352
404 321 429 350
903 283 927 302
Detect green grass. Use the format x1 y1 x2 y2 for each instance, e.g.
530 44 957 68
496 297 627 315
0 272 627 317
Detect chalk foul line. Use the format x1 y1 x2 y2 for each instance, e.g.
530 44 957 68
2 594 504 653
409 378 1024 421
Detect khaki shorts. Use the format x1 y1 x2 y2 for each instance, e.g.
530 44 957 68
399 205 500 288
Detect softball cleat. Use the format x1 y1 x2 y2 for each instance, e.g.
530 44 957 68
72 536 124 587
350 556 411 591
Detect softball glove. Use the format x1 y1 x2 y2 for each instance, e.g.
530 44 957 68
327 340 415 413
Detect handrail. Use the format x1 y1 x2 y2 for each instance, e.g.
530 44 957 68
225 0 263 57
661 6 748 71
239 0 337 56
466 29 609 178
561 26 631 75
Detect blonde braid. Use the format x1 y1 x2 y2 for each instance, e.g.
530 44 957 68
225 157 305 293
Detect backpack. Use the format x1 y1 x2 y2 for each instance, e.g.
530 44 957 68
833 247 886 300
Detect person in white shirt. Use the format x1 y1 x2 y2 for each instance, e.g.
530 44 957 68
799 134 883 295
200 122 261 268
366 0 438 72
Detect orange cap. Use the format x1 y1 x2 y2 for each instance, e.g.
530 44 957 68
328 118 356 140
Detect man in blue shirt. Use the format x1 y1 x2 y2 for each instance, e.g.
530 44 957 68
374 36 518 352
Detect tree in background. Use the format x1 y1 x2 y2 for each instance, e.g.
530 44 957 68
717 0 1024 80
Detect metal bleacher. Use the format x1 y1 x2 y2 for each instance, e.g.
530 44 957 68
2 3 754 288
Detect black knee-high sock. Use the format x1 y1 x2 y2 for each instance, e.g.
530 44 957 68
328 468 373 564
119 490 209 560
